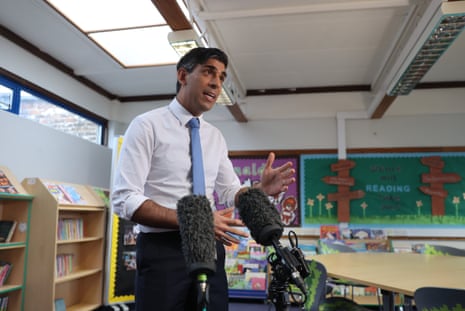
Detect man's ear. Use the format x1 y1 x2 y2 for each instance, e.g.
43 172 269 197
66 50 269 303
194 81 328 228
177 68 188 86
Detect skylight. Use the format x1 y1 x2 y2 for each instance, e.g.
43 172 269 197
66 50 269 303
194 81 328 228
45 0 189 67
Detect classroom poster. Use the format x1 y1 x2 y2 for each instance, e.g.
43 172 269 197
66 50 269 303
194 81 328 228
300 152 465 227
222 156 300 226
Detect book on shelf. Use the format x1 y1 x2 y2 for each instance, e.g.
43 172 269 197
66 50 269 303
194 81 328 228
0 220 17 243
54 298 66 311
0 261 13 286
319 224 340 240
0 166 28 194
351 228 371 239
0 296 8 311
0 168 18 194
57 218 83 240
56 253 74 277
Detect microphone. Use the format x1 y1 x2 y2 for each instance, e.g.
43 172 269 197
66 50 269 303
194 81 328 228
177 195 216 309
237 188 307 294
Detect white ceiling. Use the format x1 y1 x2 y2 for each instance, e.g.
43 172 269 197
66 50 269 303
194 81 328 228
1 0 465 122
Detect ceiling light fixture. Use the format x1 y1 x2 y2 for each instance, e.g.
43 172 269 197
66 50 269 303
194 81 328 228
168 29 241 106
388 1 465 96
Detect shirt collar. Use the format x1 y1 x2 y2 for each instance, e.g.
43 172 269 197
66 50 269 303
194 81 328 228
169 97 204 127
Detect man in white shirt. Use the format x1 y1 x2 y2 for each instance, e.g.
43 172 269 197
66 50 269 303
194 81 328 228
111 47 295 311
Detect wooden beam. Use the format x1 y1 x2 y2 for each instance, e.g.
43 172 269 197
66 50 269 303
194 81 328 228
151 0 191 30
371 94 397 119
226 104 248 123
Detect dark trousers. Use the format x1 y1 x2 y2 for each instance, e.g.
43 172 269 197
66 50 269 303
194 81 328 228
135 231 228 311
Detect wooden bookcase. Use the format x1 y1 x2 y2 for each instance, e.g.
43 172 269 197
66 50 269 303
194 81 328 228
0 166 33 311
21 178 107 311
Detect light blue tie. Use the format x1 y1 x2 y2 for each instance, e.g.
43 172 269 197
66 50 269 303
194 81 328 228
188 118 205 195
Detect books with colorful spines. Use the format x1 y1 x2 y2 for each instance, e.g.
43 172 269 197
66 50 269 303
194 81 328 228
0 296 8 311
0 261 13 286
0 220 17 243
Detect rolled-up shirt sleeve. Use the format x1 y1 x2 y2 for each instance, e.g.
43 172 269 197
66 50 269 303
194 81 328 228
111 115 154 220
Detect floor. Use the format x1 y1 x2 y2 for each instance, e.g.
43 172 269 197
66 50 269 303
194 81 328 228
229 299 304 310
97 299 305 310
97 298 386 310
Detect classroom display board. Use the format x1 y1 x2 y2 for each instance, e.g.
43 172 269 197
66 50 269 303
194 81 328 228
106 215 137 304
105 136 137 305
300 152 465 227
224 156 300 226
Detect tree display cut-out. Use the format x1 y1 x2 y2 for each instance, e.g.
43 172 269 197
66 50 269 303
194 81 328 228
323 159 365 222
419 156 461 216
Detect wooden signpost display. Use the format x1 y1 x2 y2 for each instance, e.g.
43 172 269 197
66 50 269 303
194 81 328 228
324 159 365 222
419 156 461 216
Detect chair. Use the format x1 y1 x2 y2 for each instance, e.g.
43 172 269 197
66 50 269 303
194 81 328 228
412 243 465 256
414 287 465 311
405 244 465 311
304 260 371 311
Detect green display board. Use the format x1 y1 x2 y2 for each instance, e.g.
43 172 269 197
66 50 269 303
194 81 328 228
300 152 465 227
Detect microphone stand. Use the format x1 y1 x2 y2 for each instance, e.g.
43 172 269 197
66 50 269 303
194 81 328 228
267 231 310 311
197 274 209 311
268 273 291 311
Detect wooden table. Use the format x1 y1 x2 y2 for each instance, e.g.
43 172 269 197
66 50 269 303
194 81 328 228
310 252 465 311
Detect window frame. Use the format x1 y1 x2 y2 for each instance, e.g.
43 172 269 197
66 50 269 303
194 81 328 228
0 70 108 145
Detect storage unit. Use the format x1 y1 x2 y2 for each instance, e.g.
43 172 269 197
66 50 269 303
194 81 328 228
225 234 269 300
0 166 32 311
21 178 107 311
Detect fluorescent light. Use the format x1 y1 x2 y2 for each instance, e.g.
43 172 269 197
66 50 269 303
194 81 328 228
388 1 465 96
168 29 201 57
168 30 239 105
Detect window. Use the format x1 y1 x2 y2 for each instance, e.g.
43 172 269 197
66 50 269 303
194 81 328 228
0 73 106 145
0 85 14 111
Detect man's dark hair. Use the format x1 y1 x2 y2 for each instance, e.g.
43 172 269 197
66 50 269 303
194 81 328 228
176 47 228 93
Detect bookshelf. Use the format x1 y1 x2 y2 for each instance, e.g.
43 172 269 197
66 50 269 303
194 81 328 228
225 229 269 300
0 166 33 311
21 178 107 311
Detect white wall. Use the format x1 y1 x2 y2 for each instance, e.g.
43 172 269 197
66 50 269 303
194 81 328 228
112 89 465 151
0 110 112 188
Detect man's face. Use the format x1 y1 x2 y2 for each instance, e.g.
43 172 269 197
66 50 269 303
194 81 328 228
177 58 227 116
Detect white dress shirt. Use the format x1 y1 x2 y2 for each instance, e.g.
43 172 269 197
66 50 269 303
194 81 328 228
111 98 241 233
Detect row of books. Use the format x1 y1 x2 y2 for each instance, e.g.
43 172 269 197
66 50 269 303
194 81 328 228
320 224 387 240
0 296 8 311
45 182 86 205
0 261 12 286
56 254 74 278
57 218 83 240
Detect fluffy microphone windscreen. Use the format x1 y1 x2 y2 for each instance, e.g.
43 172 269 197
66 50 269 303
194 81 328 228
237 188 283 246
177 195 216 276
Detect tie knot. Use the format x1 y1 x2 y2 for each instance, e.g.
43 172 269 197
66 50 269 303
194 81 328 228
188 118 200 129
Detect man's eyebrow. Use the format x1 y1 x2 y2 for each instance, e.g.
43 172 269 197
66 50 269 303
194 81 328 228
203 64 228 79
